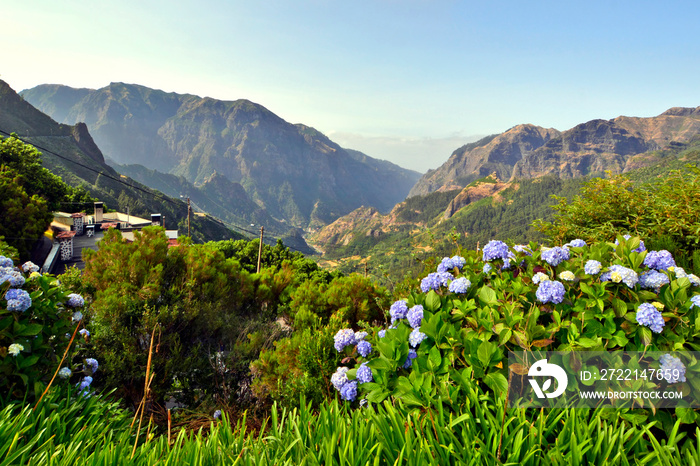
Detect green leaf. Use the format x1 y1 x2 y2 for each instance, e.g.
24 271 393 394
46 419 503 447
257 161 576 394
477 341 495 367
428 345 442 369
612 298 627 318
483 372 508 394
18 323 44 336
576 337 598 348
366 388 390 403
424 290 442 312
675 407 697 424
478 286 498 306
20 355 40 369
640 326 652 347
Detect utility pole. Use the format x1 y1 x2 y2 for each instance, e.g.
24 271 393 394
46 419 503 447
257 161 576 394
256 226 264 273
187 197 191 237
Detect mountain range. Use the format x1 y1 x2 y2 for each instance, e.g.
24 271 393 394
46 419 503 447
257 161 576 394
21 83 422 230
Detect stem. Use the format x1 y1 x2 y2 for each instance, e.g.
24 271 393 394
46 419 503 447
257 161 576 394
34 319 82 410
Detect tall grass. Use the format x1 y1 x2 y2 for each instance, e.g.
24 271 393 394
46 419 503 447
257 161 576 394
1 386 699 465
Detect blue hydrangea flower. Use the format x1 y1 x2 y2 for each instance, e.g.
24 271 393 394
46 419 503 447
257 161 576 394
0 270 25 288
420 272 453 292
406 305 424 329
5 288 31 312
532 272 549 284
437 257 454 273
334 329 356 352
541 246 570 267
356 362 373 383
690 295 700 309
390 300 409 323
21 261 39 273
378 329 386 338
354 331 368 342
85 358 99 374
536 280 566 304
639 270 670 291
659 354 686 384
600 265 638 288
451 256 466 269
584 260 602 275
79 329 90 338
58 367 72 379
77 376 93 392
72 311 84 323
409 328 427 347
483 263 492 274
0 256 13 267
340 380 358 401
213 410 222 419
644 250 676 271
566 239 586 248
483 240 511 261
615 234 646 253
331 367 349 390
403 349 418 369
689 275 700 287
357 340 372 357
636 303 665 333
674 267 688 278
449 277 471 294
66 293 85 308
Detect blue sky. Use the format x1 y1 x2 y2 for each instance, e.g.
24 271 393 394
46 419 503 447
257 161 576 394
3 0 699 172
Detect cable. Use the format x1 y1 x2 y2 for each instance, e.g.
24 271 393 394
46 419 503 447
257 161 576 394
0 130 312 254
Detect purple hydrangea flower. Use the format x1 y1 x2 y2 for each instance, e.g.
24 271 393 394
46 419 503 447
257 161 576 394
334 329 356 352
85 358 99 374
403 349 418 369
541 246 570 267
690 295 700 309
437 257 454 273
536 280 566 304
636 303 665 333
0 270 25 288
639 270 670 291
21 261 40 273
659 354 686 384
584 260 602 275
644 250 676 271
483 263 492 274
600 265 638 288
0 256 13 267
378 329 386 338
213 410 222 419
77 376 93 392
483 240 511 261
331 367 349 390
390 300 409 323
5 288 31 312
406 305 424 329
357 340 372 357
340 380 358 401
448 277 471 294
356 362 373 383
66 293 85 308
420 272 453 292
409 328 427 347
566 239 586 248
451 256 466 269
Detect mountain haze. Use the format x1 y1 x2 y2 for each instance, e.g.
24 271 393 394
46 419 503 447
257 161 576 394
22 83 422 229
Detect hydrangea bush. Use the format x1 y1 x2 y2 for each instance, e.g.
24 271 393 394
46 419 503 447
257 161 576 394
0 255 92 401
329 236 700 410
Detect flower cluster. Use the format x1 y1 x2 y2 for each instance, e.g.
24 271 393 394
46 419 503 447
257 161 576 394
483 263 492 274
356 362 373 383
21 261 40 273
409 328 426 347
437 255 466 272
66 293 85 308
85 358 99 374
659 354 686 384
565 239 586 248
639 270 670 291
0 256 12 268
334 329 356 352
600 265 638 289
331 367 350 390
532 272 549 284
357 340 372 357
8 343 23 356
636 303 665 333
644 250 676 271
0 268 25 288
513 244 532 256
77 376 93 394
541 246 570 267
58 367 72 379
5 289 32 312
420 272 453 292
389 300 408 324
559 271 575 281
584 260 602 275
482 240 511 262
448 277 471 294
691 295 700 309
536 280 566 304
406 305 424 328
403 349 418 369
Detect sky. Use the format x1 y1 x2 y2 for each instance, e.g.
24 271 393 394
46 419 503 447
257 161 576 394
2 0 700 173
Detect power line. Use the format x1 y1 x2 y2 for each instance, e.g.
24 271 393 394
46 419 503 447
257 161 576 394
0 130 311 254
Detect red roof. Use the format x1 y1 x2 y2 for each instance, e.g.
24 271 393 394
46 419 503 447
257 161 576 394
101 223 118 229
167 239 180 248
56 231 76 239
70 213 86 218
